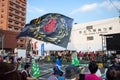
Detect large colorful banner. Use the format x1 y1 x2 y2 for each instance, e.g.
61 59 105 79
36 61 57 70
17 13 73 48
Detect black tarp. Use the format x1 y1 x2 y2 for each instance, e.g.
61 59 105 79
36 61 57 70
104 33 120 50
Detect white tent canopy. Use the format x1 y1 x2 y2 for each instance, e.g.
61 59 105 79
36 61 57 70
67 43 76 50
44 43 76 51
44 43 65 51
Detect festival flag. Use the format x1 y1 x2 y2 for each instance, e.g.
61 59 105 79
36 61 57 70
17 13 73 48
31 60 40 78
41 43 44 56
33 41 37 50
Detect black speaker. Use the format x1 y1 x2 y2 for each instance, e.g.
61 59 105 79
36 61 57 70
106 34 120 50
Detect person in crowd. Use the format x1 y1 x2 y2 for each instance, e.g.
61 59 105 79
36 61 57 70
106 66 120 80
78 51 83 60
95 67 102 78
85 61 102 80
21 64 37 80
14 53 18 64
16 58 23 71
50 53 55 63
65 64 80 80
47 66 62 80
26 55 31 64
58 71 65 80
112 57 120 67
3 56 7 62
8 57 14 65
56 56 62 70
0 62 21 80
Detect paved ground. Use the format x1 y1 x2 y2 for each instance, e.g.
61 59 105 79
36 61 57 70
38 63 54 80
38 63 68 80
37 62 106 80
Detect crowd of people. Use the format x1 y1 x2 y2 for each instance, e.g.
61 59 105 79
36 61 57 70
0 51 120 80
47 56 120 80
0 51 37 80
46 51 109 64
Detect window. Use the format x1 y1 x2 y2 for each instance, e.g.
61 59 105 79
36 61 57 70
109 27 112 30
10 3 13 6
1 9 4 12
8 27 12 30
21 18 25 21
21 8 25 11
22 4 25 6
16 1 20 4
15 11 19 14
86 26 93 30
9 15 13 17
15 17 19 20
20 40 23 42
0 20 3 24
15 22 19 25
14 28 18 30
87 36 94 40
79 31 82 34
16 6 19 9
21 13 25 16
98 28 101 31
1 14 3 18
20 45 23 47
103 28 107 31
2 3 4 6
9 20 13 23
93 29 96 32
21 24 25 26
9 9 14 12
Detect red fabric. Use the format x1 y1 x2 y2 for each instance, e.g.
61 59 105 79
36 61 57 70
34 42 37 50
85 74 102 80
44 19 56 33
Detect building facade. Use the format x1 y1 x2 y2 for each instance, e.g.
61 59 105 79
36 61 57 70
71 17 120 52
0 0 27 50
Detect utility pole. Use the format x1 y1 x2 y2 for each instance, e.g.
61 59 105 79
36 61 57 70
0 30 4 51
2 35 4 51
119 9 120 24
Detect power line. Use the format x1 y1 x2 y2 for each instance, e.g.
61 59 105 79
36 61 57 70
108 0 120 23
109 0 120 11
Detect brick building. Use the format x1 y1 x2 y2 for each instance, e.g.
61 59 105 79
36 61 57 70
0 0 27 51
